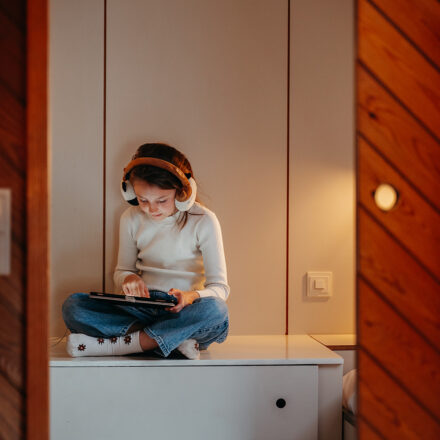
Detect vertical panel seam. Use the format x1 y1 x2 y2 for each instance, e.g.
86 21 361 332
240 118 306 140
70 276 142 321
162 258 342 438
355 0 361 419
286 0 290 335
102 0 107 292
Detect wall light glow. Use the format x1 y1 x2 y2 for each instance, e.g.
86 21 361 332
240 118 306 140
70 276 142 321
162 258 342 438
373 183 398 211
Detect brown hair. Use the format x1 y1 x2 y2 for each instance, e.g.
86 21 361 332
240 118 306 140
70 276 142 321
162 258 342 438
129 143 201 229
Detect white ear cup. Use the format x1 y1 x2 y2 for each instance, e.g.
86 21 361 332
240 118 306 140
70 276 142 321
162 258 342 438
175 177 197 212
121 180 138 205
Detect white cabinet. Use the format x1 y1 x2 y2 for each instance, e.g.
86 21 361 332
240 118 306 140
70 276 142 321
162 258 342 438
50 335 342 440
51 365 318 440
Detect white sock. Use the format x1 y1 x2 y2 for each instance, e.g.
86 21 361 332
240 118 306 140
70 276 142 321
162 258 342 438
177 339 200 360
66 331 143 357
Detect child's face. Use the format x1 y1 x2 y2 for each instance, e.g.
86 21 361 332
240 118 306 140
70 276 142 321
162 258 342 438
132 179 177 220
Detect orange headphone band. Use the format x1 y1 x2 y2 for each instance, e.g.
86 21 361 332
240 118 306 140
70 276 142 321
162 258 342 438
123 157 192 202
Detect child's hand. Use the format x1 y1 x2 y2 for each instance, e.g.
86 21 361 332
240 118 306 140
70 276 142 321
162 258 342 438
122 274 150 297
167 289 200 313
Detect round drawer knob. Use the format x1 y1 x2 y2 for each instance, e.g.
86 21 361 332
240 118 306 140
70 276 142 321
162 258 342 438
276 398 286 408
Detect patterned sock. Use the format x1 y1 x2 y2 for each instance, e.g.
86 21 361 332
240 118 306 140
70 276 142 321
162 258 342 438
66 331 143 357
177 339 200 360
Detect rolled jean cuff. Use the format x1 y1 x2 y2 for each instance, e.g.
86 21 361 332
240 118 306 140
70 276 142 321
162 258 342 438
143 326 171 357
121 319 141 337
214 320 229 344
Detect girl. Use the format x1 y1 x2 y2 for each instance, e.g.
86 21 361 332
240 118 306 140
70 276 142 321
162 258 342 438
62 143 229 360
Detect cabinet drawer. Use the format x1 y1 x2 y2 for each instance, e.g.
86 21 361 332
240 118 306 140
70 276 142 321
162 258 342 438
51 365 318 440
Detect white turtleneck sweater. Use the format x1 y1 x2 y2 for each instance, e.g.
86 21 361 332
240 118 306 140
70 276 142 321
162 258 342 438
113 202 230 301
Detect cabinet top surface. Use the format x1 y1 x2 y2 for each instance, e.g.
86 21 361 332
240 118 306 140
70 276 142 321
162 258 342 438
309 334 357 349
51 335 343 367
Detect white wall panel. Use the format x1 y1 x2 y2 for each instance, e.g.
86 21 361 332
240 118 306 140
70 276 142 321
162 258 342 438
50 0 104 336
105 0 288 334
289 0 355 333
49 0 356 338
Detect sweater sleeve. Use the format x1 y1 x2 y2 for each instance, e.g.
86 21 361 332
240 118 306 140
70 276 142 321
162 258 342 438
113 209 139 293
195 211 230 301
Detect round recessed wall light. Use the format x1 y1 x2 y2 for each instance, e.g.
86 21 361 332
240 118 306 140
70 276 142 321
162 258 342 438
373 183 399 211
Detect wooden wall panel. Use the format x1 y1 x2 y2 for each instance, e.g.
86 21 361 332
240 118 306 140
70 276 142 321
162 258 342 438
357 66 440 208
371 0 440 67
358 136 440 278
357 421 383 440
359 351 439 439
0 6 25 99
358 279 440 419
0 1 26 438
0 374 22 440
358 0 440 139
357 0 440 438
359 209 440 348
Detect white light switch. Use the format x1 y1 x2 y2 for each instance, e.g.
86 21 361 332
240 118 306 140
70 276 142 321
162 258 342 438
307 272 332 298
0 189 11 275
314 279 326 290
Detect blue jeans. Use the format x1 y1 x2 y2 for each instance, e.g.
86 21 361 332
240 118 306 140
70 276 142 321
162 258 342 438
62 291 229 357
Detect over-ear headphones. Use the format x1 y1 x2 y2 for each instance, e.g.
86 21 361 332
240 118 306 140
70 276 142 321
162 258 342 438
120 157 197 212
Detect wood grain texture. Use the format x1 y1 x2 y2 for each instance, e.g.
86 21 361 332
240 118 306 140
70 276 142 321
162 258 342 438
0 302 24 388
0 373 23 440
357 0 440 438
0 0 26 29
26 0 49 438
358 278 440 420
358 0 440 139
358 136 440 279
357 65 440 209
0 84 26 157
0 1 26 439
359 206 440 350
358 351 440 439
370 0 440 68
358 420 384 440
0 8 26 100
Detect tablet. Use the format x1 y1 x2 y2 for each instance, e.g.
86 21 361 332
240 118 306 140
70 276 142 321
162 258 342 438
89 291 178 308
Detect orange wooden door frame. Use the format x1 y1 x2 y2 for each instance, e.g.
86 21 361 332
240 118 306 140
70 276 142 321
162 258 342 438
26 0 49 438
